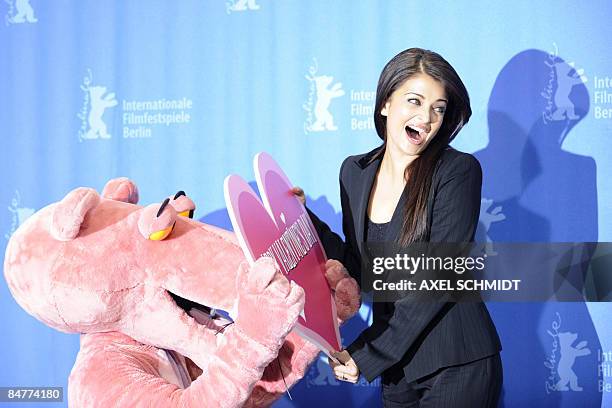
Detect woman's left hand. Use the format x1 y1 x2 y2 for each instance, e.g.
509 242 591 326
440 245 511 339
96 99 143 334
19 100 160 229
329 350 360 383
291 186 306 205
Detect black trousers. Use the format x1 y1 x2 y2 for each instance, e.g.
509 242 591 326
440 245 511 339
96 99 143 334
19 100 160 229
381 354 503 408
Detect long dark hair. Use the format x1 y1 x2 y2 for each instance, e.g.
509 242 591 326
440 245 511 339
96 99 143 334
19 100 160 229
373 48 472 244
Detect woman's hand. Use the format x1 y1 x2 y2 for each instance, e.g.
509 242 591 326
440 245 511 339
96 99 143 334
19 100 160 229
291 186 306 205
329 350 360 383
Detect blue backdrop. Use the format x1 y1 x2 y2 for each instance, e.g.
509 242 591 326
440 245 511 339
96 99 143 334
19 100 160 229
1 1 611 407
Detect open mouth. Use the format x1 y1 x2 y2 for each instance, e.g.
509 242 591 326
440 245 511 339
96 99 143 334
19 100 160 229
405 125 427 145
168 290 214 315
167 290 233 328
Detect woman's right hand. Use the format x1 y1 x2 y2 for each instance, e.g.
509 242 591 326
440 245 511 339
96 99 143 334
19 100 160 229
291 186 306 205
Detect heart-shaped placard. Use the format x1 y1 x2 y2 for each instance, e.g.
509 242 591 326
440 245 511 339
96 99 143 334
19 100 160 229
224 152 340 352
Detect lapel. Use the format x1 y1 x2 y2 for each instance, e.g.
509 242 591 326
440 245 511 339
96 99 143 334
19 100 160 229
352 145 451 247
354 148 383 250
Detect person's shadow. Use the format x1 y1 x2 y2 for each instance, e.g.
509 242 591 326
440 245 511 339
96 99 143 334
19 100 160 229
200 185 382 407
474 49 601 407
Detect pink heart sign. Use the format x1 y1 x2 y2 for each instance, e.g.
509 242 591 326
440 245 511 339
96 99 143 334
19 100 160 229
224 152 341 353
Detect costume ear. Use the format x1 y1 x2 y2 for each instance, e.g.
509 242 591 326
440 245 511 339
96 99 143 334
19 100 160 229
102 177 139 204
51 187 100 241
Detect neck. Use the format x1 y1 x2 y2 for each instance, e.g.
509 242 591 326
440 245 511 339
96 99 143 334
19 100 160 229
380 146 417 184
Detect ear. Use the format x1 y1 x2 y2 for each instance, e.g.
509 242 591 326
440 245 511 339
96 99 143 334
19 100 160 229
102 177 139 204
51 187 100 241
380 101 390 117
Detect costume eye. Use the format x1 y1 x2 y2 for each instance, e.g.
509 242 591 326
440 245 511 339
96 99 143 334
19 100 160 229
148 225 174 241
138 198 178 241
157 198 171 217
170 190 196 219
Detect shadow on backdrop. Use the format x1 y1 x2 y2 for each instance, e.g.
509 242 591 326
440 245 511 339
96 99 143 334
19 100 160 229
474 48 601 408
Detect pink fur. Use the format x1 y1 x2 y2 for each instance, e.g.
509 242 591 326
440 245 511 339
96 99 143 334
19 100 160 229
325 259 361 321
137 202 177 239
102 177 139 204
169 193 195 214
3 177 360 407
50 187 100 241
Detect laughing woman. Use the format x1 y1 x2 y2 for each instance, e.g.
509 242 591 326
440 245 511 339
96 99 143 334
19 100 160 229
294 48 502 407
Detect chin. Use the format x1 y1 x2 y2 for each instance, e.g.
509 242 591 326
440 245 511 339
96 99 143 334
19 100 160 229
401 147 420 157
400 141 426 156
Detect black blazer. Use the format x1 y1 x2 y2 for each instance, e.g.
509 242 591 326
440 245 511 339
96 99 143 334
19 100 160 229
308 146 502 383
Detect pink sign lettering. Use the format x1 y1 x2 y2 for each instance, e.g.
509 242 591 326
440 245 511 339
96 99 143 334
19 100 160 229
224 152 340 352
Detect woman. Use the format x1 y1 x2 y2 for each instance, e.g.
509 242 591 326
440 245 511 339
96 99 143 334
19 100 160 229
294 48 502 407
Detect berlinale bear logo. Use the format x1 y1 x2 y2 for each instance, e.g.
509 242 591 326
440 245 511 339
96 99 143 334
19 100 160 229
5 0 37 25
78 70 118 141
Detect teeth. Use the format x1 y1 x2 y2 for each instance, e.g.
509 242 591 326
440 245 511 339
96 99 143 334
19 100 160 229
408 125 426 133
405 126 422 139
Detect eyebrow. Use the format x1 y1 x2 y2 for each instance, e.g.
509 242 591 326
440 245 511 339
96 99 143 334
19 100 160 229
157 198 170 217
404 91 448 103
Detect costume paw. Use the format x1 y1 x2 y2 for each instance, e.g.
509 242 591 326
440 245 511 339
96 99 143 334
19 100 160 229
235 258 305 349
325 259 360 322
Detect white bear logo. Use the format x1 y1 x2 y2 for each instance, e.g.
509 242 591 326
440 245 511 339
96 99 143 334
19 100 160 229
310 75 345 132
303 59 345 134
78 70 117 141
555 331 591 391
549 61 587 121
5 0 37 24
84 86 117 139
542 44 587 125
226 0 259 13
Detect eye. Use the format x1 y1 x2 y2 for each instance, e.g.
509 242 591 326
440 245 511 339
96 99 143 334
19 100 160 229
148 225 174 241
434 106 446 114
407 98 421 106
170 190 196 219
138 198 178 241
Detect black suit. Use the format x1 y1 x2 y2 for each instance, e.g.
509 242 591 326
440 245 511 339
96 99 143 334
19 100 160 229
308 146 502 406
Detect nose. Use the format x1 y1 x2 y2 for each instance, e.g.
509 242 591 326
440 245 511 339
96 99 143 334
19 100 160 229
415 104 434 125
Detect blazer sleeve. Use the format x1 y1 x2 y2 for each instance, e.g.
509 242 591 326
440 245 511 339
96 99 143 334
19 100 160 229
307 159 363 283
346 153 483 382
